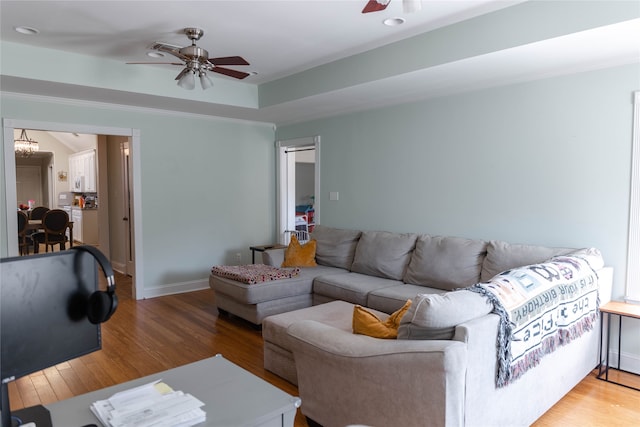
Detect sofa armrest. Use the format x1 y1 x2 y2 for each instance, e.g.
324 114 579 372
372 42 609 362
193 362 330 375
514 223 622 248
287 320 467 427
261 248 285 266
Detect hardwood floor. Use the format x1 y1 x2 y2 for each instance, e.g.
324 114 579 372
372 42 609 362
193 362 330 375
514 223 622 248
7 271 640 426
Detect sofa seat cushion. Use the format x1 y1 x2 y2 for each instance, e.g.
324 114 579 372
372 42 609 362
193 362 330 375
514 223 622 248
367 284 446 314
263 300 375 353
313 272 403 306
209 265 345 304
398 290 492 340
351 231 417 280
311 225 362 269
480 240 574 282
404 235 487 290
215 292 312 326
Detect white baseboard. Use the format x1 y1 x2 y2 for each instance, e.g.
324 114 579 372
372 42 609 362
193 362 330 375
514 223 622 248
141 279 210 299
608 350 640 375
111 261 126 274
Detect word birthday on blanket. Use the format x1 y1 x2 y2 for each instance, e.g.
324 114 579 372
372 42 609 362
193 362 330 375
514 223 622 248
489 260 598 323
470 249 603 387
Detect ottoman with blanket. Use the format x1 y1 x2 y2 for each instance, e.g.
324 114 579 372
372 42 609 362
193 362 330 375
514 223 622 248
209 262 344 325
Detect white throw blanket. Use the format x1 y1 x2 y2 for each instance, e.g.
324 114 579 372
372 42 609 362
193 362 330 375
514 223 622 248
469 248 603 387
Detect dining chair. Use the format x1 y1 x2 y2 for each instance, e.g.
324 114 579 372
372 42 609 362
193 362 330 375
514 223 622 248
32 209 70 253
17 210 32 255
29 206 49 220
27 205 49 236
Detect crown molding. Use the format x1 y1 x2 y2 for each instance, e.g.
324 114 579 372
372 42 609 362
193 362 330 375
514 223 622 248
0 91 276 130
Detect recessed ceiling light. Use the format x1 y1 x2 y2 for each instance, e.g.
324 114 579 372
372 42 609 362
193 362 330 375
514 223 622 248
15 26 39 35
147 51 165 58
383 17 405 26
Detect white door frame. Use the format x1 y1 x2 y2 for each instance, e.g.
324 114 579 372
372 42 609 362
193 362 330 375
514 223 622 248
121 140 135 276
3 119 143 299
276 136 320 244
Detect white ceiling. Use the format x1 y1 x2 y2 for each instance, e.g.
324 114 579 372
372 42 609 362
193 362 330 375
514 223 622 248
1 1 639 126
46 131 97 152
0 0 520 84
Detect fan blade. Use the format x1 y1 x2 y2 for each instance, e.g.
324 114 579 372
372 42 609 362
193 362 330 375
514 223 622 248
174 68 190 81
126 62 183 65
211 67 250 80
362 0 390 13
151 42 190 61
208 56 250 66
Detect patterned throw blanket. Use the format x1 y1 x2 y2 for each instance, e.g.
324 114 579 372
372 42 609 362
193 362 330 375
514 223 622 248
469 249 603 387
211 264 300 284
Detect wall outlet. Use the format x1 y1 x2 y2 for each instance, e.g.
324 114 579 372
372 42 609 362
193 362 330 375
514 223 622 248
235 252 242 263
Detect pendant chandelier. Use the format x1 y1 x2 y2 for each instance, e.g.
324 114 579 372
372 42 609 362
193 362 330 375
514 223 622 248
14 129 39 158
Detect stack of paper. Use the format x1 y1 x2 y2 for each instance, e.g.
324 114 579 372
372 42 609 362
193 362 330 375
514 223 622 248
90 380 206 427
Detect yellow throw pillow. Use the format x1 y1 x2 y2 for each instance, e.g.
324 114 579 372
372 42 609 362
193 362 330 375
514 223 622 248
281 234 317 268
352 299 412 339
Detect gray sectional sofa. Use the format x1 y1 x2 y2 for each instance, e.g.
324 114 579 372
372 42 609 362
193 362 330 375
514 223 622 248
209 225 612 427
210 225 596 324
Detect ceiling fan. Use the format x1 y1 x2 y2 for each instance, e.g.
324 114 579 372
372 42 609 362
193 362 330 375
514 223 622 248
362 0 422 14
128 27 250 90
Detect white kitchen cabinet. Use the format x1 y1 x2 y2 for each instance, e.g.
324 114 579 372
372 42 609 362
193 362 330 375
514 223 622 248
83 151 97 192
70 207 98 245
69 149 97 192
72 208 83 243
62 206 72 241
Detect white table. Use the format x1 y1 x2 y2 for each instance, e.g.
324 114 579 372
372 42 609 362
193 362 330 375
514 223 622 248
46 354 301 426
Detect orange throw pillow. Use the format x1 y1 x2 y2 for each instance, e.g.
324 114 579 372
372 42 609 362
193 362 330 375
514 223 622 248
281 234 317 268
352 299 412 339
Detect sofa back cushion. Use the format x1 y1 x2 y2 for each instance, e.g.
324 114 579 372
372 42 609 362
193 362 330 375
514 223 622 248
397 290 493 340
351 231 417 280
480 240 574 281
311 225 362 269
403 235 487 291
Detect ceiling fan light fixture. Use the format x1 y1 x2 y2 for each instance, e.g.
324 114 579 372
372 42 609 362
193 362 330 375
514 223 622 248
402 0 422 13
146 51 165 58
177 70 196 90
199 72 214 90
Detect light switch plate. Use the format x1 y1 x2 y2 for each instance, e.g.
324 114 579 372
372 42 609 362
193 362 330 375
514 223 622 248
329 191 339 201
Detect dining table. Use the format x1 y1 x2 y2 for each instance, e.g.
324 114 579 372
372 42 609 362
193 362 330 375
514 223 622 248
26 219 74 251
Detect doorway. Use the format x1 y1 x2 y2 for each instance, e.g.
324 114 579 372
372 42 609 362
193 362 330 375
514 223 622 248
276 136 320 244
16 165 43 207
15 151 54 209
3 119 143 299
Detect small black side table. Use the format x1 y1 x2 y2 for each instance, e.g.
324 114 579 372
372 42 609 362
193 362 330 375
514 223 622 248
597 300 640 391
249 244 286 263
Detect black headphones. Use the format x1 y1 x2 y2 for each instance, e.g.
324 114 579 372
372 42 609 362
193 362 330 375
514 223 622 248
71 245 118 324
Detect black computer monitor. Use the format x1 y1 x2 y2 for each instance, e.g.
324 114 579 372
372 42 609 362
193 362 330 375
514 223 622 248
1 250 102 427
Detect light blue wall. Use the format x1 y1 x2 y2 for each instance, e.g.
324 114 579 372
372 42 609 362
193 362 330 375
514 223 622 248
277 64 640 357
1 95 276 294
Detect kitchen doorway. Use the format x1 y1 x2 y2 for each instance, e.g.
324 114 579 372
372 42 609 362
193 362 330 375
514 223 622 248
276 136 320 244
3 119 143 299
